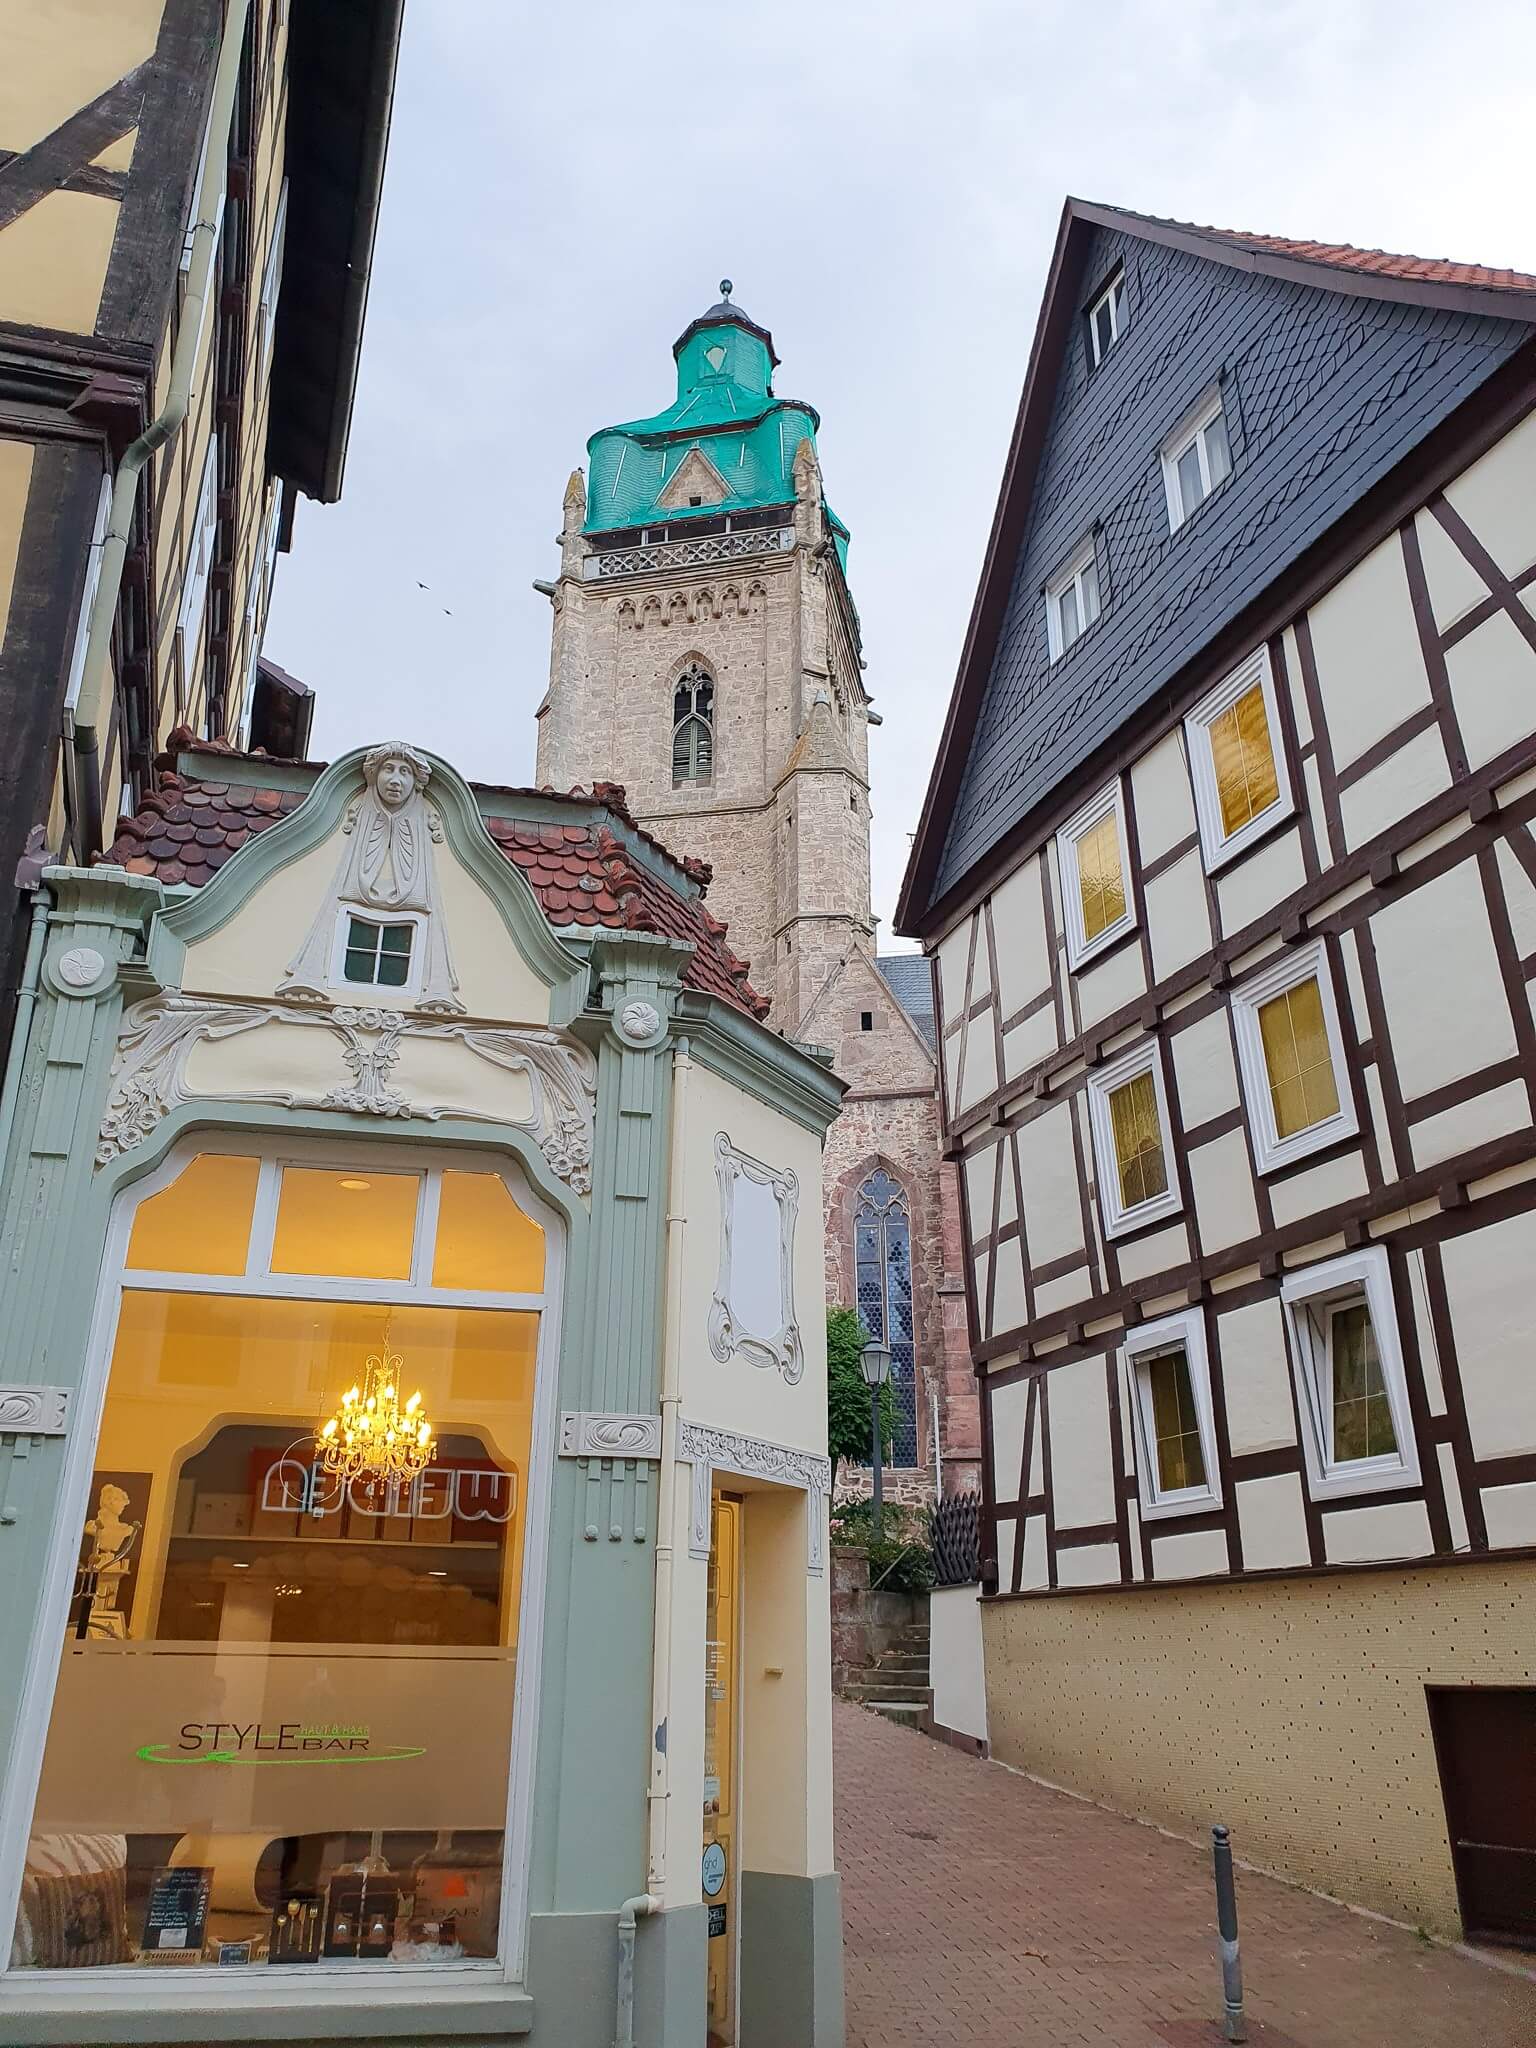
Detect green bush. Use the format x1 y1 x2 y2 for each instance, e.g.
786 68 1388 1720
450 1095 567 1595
829 1499 935 1594
826 1305 893 1479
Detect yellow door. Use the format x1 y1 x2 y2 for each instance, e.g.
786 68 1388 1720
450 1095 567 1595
704 1490 740 2046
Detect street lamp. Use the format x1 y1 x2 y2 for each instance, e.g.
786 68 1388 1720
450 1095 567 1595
860 1339 892 1541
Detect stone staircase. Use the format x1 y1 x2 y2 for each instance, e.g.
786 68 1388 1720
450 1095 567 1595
839 1619 931 1728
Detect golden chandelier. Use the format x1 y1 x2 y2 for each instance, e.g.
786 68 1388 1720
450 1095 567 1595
317 1346 434 1487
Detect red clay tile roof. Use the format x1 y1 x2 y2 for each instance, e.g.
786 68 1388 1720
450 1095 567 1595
1160 216 1536 294
103 748 768 1019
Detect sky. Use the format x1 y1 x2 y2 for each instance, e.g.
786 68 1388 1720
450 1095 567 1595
266 0 1536 953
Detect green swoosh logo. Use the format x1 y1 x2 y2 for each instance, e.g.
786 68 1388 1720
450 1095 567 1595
136 1743 426 1766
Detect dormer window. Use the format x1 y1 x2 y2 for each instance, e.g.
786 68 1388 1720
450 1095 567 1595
1162 387 1233 530
1045 537 1101 662
341 914 415 988
1086 270 1125 368
672 661 715 785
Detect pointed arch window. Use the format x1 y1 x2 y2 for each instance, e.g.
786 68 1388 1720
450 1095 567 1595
854 1169 918 1465
672 662 715 784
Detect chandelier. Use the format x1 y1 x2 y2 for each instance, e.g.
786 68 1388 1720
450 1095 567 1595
317 1346 434 1487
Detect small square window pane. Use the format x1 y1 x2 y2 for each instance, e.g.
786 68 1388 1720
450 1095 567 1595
343 947 377 984
347 916 375 951
1329 1302 1397 1462
1177 440 1204 515
270 1167 420 1280
380 925 413 956
1204 409 1232 485
1258 979 1340 1138
1146 1346 1206 1493
376 950 410 987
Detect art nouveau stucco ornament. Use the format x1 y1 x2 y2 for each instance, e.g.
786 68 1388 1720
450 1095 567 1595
279 742 464 1011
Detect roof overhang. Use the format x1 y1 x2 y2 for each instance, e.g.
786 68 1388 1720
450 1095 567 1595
267 0 405 504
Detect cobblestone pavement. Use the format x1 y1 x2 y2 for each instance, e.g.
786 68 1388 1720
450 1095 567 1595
834 1701 1536 2047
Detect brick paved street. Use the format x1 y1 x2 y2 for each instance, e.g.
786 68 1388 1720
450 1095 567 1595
834 1701 1536 2047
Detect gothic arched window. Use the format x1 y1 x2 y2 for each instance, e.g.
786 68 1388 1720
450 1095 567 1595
672 662 715 784
854 1169 917 1465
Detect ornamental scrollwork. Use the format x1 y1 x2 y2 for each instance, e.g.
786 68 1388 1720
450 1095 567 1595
707 1132 802 1383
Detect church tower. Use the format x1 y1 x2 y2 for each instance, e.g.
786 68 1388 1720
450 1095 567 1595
536 285 979 1494
534 283 872 1035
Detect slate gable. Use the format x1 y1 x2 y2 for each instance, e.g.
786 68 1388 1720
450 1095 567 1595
934 224 1533 899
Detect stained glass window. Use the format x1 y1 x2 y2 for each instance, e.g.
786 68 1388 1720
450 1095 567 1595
854 1171 918 1465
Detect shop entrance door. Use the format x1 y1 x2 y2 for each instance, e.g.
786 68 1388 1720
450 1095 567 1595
704 1490 741 2046
1427 1686 1536 1947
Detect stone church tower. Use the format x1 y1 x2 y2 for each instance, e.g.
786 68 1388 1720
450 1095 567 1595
536 286 977 1493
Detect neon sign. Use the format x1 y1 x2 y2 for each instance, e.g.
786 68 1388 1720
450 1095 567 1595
258 1456 516 1525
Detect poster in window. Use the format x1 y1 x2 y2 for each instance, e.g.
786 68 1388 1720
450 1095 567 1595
70 1471 150 1641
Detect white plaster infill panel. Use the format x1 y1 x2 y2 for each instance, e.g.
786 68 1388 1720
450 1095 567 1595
97 994 598 1195
707 1132 802 1383
679 1418 831 1574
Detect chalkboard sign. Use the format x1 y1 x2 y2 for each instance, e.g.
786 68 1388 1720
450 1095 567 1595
708 1903 727 1940
141 1866 211 1956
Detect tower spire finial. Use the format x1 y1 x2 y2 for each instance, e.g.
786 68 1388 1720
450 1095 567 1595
719 277 733 302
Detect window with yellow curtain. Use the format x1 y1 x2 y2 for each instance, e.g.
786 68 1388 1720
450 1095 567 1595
11 1148 553 1980
1108 1070 1167 1209
1208 681 1279 838
1234 941 1358 1174
1058 782 1134 971
1257 977 1340 1138
1089 1042 1181 1239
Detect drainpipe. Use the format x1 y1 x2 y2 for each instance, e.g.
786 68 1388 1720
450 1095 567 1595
0 888 51 1179
648 1035 691 1894
68 0 253 855
615 1891 661 2048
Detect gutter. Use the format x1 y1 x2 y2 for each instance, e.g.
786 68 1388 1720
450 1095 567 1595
69 0 254 858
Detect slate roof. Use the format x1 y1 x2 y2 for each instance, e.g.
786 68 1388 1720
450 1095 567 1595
876 953 937 1051
103 735 769 1019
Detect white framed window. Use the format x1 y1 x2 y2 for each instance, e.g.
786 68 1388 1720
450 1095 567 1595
179 98 227 273
1086 1039 1182 1239
175 439 219 677
1045 536 1102 662
1086 270 1125 368
237 488 283 743
1281 1248 1419 1499
1056 778 1135 972
0 1137 563 2004
1185 645 1293 870
331 909 424 996
1231 939 1358 1174
1161 385 1233 530
62 471 114 715
1123 1310 1222 1519
256 179 288 385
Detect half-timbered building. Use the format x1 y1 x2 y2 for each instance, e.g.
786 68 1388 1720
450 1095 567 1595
0 0 400 1026
897 199 1536 1946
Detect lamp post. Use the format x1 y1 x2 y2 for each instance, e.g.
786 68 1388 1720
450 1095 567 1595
860 1339 892 1542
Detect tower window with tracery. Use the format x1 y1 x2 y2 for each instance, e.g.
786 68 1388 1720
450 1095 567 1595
672 662 715 784
854 1169 918 1465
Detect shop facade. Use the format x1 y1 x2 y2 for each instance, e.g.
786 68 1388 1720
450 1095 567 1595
0 738 845 2045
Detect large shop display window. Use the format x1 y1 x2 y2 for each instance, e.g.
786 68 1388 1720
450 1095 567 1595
8 1147 555 1980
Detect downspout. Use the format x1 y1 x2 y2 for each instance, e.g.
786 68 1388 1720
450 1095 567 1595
616 1035 691 2048
0 889 50 1180
68 0 253 856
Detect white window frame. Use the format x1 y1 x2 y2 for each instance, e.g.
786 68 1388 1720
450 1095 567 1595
1086 270 1125 368
1086 1039 1182 1239
175 438 219 673
256 178 289 385
1185 644 1294 871
1044 535 1102 663
1161 385 1232 531
1122 1309 1223 1520
331 906 426 999
1056 778 1136 972
237 488 283 744
62 472 114 716
1281 1247 1419 1500
0 1135 566 2015
179 98 227 274
1231 938 1358 1174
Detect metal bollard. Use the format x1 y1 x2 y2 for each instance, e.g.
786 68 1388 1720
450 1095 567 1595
1211 1824 1247 2044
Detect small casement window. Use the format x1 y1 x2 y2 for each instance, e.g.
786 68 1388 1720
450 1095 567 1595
341 913 415 988
1045 536 1102 662
1086 1040 1181 1238
1281 1248 1419 1498
1086 270 1126 368
672 661 715 784
1161 386 1233 531
1231 939 1358 1173
1056 779 1134 971
860 1011 873 1032
1185 645 1292 869
1122 1310 1222 1518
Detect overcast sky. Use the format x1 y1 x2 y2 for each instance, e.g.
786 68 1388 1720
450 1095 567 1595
266 0 1536 953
